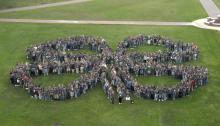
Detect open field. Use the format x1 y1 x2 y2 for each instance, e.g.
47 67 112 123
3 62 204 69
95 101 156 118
0 22 220 126
0 0 69 10
1 0 220 125
0 0 207 21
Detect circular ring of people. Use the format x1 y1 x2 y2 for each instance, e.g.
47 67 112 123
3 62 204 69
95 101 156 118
10 35 208 104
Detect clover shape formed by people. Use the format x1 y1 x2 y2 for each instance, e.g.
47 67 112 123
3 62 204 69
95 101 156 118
9 35 208 103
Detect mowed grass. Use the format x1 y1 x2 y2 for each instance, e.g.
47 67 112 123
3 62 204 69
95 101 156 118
33 73 80 87
214 0 220 9
0 0 207 21
128 44 166 53
0 0 69 10
135 76 180 87
0 23 220 126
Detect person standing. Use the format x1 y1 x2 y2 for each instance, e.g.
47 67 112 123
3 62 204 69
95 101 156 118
118 90 123 104
118 94 123 104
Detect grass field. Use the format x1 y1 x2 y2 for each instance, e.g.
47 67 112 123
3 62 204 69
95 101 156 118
0 0 69 10
0 22 220 126
33 74 81 87
214 0 220 9
0 0 207 21
128 44 166 53
0 0 220 125
134 76 180 87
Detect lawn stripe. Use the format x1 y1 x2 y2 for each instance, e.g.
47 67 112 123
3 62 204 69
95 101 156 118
0 0 91 13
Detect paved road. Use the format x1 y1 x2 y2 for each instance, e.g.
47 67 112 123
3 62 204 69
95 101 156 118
200 0 220 17
0 0 219 31
193 18 220 31
0 18 193 26
0 0 91 13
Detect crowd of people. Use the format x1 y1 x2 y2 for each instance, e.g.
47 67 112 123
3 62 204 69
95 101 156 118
115 35 208 101
10 34 208 103
10 36 112 101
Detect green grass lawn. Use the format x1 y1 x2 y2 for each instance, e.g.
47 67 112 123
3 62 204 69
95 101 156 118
33 73 81 87
128 44 166 53
0 0 69 10
135 76 180 87
214 0 220 9
0 0 207 21
0 22 220 126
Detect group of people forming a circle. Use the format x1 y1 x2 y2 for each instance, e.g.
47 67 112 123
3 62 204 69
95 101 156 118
10 35 208 104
